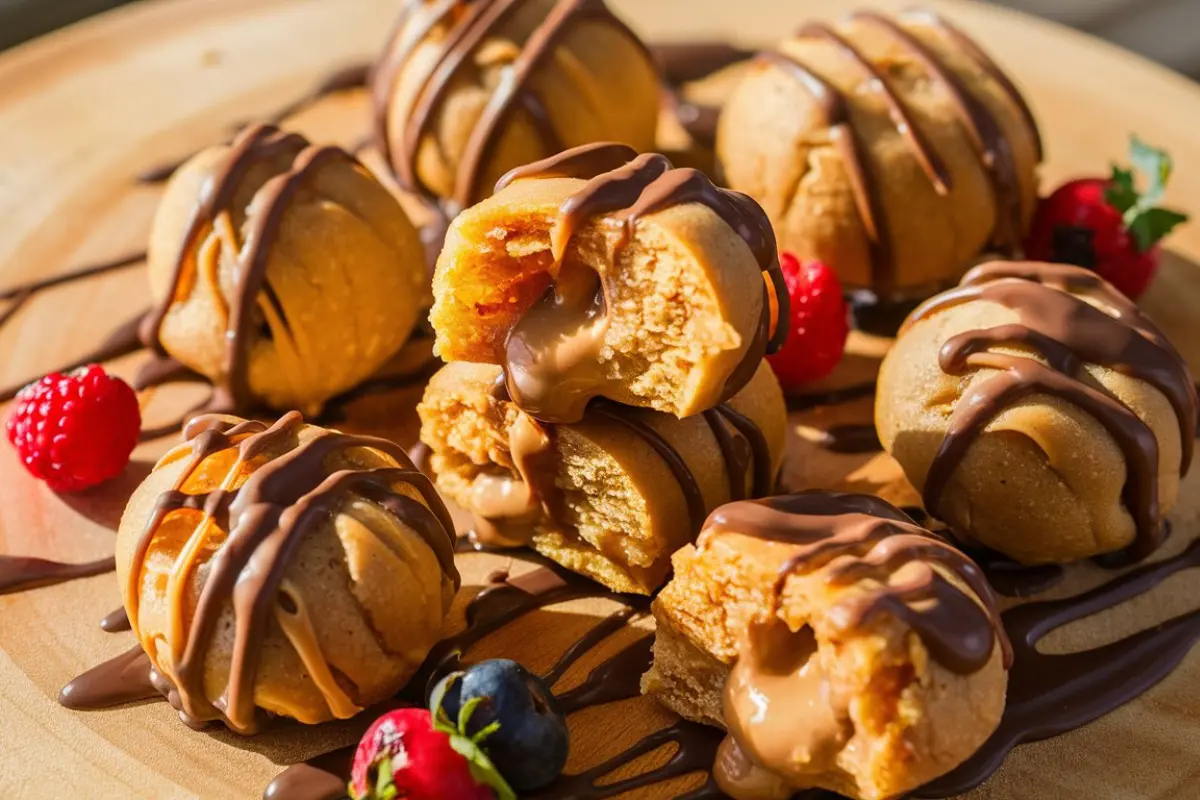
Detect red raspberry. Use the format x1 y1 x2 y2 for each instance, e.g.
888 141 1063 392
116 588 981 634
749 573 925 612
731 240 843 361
5 365 141 492
766 254 849 390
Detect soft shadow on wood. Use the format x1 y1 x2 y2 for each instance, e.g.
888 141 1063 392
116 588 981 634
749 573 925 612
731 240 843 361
60 458 154 530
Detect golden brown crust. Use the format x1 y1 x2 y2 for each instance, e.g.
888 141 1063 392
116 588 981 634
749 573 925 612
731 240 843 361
417 361 787 593
377 3 659 206
115 417 455 728
148 138 427 415
717 15 1039 295
877 284 1185 564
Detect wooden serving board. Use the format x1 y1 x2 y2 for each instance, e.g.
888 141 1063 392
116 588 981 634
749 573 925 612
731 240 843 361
2 0 1200 798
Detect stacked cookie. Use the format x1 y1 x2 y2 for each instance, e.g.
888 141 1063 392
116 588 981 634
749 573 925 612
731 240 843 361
417 143 790 593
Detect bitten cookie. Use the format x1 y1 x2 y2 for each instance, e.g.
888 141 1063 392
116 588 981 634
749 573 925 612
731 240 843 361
418 361 787 594
115 413 458 733
718 10 1041 303
430 142 787 423
877 261 1197 564
144 125 429 415
644 492 1009 800
371 0 659 210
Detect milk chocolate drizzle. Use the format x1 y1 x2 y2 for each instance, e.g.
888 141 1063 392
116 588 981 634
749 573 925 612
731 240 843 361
494 142 788 422
918 536 1200 797
120 412 458 733
760 10 1040 295
709 493 1010 673
0 555 115 595
909 262 1198 561
372 0 652 210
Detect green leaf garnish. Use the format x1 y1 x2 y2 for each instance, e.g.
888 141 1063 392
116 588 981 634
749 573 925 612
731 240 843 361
1107 136 1190 251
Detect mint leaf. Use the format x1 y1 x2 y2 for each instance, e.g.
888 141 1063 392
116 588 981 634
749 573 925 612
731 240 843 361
1129 206 1190 252
1106 166 1139 215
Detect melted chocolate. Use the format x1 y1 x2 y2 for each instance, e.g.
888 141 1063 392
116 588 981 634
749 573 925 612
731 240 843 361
812 423 882 454
786 381 877 412
0 308 147 403
373 0 652 210
118 412 458 733
0 555 115 595
911 262 1198 562
917 537 1200 797
100 606 132 633
58 646 159 710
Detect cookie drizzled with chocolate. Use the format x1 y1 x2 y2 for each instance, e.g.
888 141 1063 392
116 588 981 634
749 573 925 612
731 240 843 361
468 373 775 549
120 412 458 734
759 9 1040 298
908 261 1198 561
491 142 788 424
704 492 1009 799
372 0 653 211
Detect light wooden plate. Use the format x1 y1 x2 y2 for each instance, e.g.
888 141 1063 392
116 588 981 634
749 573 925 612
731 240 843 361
2 0 1200 798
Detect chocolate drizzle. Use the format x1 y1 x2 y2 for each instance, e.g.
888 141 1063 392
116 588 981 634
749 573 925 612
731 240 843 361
58 646 159 710
909 262 1198 561
707 492 1010 674
495 143 788 420
373 0 652 210
760 10 1040 295
0 555 115 595
119 412 458 733
917 536 1200 797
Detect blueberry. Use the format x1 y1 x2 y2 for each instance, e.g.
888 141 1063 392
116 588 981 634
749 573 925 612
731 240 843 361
432 659 569 792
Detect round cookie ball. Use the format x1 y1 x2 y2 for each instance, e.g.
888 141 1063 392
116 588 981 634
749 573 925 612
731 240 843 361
877 261 1197 564
371 0 660 210
115 413 458 733
145 125 429 416
717 11 1040 304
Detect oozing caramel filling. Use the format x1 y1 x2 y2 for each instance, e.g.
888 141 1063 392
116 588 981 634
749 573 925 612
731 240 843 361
717 620 851 798
466 408 559 548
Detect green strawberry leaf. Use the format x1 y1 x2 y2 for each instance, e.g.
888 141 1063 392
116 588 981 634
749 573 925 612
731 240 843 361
457 696 486 735
375 758 398 800
1130 135 1173 204
449 734 518 800
1106 166 1139 215
1129 207 1190 252
472 719 502 745
1108 136 1190 251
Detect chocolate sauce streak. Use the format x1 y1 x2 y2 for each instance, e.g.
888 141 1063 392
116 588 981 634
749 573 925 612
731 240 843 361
0 555 115 595
812 423 882 454
494 142 787 421
373 0 653 211
0 302 147 403
761 11 1040 296
100 606 132 633
910 262 1198 562
786 381 877 412
58 646 159 710
106 412 458 733
917 537 1200 797
136 62 370 185
650 41 755 148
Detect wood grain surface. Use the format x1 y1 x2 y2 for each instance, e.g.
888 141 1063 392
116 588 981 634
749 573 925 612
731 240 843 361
1 1 1199 798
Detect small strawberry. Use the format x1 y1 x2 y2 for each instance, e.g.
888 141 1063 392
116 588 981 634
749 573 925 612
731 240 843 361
348 699 515 800
1025 136 1189 299
5 364 141 492
765 254 849 391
